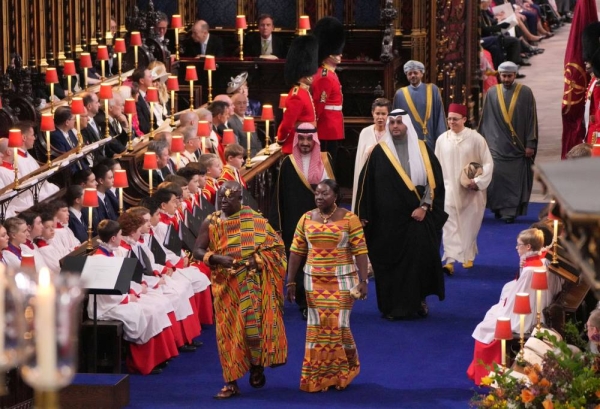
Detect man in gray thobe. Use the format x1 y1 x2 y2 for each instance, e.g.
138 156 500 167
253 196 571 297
478 61 538 224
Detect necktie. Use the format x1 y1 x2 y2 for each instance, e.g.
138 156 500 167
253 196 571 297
201 43 206 55
66 132 75 148
113 118 121 134
261 40 268 55
81 213 87 227
105 197 116 220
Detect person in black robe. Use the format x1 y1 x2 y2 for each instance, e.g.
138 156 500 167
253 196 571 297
355 109 447 320
268 124 335 318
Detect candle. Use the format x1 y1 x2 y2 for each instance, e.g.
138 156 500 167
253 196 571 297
35 268 57 385
553 219 558 244
247 132 251 155
201 137 206 153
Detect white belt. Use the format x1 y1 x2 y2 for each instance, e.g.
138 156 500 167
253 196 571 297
324 105 343 111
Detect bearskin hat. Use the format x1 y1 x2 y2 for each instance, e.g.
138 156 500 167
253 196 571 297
583 22 600 62
284 35 319 87
313 17 345 63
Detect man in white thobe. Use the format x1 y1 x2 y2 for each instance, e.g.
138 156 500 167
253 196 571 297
434 103 493 274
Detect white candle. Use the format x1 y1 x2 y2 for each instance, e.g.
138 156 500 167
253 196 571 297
246 132 251 156
553 220 558 244
134 46 138 68
84 68 88 90
501 340 506 367
119 187 123 213
35 268 56 385
201 137 206 153
519 314 525 339
101 60 105 80
536 289 542 317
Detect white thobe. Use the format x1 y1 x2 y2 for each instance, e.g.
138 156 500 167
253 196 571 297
352 125 386 211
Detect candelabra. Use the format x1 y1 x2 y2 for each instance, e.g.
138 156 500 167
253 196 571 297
261 105 274 154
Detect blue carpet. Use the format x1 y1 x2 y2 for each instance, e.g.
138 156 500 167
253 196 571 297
124 203 545 408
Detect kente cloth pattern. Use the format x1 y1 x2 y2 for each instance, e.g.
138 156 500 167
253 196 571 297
291 211 368 392
207 206 287 382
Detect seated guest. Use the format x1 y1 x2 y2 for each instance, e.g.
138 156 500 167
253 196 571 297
199 153 222 206
72 168 98 189
230 93 262 156
93 164 119 226
177 165 206 211
66 185 90 243
217 143 247 188
49 107 89 172
207 100 230 162
50 199 81 255
148 61 170 127
162 175 191 218
82 92 106 143
2 217 29 270
16 210 45 271
173 129 199 167
0 138 33 217
91 219 178 375
467 228 562 385
33 210 61 274
152 11 170 50
141 140 174 189
181 20 224 58
227 72 262 117
12 121 60 200
0 224 8 264
106 90 130 151
131 67 155 135
244 14 287 59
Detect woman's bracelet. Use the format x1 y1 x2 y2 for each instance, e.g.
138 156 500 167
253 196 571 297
285 282 297 288
203 251 215 266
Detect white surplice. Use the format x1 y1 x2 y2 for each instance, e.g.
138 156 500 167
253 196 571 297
434 128 494 263
0 166 33 217
15 149 60 201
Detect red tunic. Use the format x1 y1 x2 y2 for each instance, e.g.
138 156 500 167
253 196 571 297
277 84 316 154
311 65 344 141
587 76 600 144
217 165 247 188
202 177 218 206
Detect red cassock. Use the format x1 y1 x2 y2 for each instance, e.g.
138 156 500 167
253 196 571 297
587 76 600 144
277 85 316 154
311 66 344 141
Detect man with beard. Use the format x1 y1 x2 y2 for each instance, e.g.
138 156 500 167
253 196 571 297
269 123 334 319
355 109 447 320
478 61 538 224
392 60 446 148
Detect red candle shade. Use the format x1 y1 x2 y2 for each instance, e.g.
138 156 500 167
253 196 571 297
185 66 198 81
63 60 76 76
204 56 216 71
531 270 548 290
236 15 247 29
143 152 158 170
146 87 159 103
99 84 113 100
21 254 35 270
130 31 142 46
45 68 59 84
114 38 127 54
79 53 93 69
8 129 22 148
513 293 532 315
171 136 185 153
71 97 85 115
299 15 311 30
197 121 211 137
124 98 136 115
222 129 236 145
166 76 179 91
261 104 274 121
592 144 600 157
82 188 99 207
113 170 129 188
40 113 55 132
279 93 288 109
243 117 255 132
97 45 109 61
494 317 513 340
171 15 183 29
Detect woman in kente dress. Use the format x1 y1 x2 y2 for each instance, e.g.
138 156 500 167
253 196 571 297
287 179 369 392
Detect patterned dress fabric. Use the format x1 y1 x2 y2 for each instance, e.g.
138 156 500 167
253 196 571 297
206 206 288 382
291 211 368 392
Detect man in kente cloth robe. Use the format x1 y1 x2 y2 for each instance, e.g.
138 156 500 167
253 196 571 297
392 60 447 148
478 61 538 224
193 181 288 399
269 123 334 319
355 109 447 320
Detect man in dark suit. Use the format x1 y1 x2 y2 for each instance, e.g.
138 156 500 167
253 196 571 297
49 106 88 172
106 91 130 149
93 163 119 222
139 139 174 190
131 67 155 135
181 20 224 57
230 93 262 157
65 185 91 242
244 14 287 58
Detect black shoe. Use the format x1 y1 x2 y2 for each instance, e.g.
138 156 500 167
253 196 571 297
516 73 526 79
504 217 515 224
178 344 197 352
192 340 204 347
520 61 532 67
150 367 163 375
417 301 429 318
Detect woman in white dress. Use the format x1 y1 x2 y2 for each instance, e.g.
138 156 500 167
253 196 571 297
351 98 391 211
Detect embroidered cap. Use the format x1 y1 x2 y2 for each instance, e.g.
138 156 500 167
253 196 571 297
497 61 519 73
388 108 408 117
403 60 425 74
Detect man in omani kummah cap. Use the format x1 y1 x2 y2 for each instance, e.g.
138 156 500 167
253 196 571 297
355 109 447 321
478 60 538 224
193 181 288 399
392 60 447 148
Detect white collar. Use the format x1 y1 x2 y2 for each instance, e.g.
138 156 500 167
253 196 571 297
69 206 82 218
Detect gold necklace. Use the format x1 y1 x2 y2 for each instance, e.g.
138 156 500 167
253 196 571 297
318 204 338 223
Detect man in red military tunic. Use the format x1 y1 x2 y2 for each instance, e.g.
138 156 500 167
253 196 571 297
584 23 600 145
276 35 319 154
311 17 346 164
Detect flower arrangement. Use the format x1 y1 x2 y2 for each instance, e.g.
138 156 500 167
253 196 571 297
471 330 600 409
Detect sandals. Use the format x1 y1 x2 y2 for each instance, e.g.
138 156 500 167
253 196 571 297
214 383 240 399
249 365 266 389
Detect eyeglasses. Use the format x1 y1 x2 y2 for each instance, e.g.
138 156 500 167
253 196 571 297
447 117 464 122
